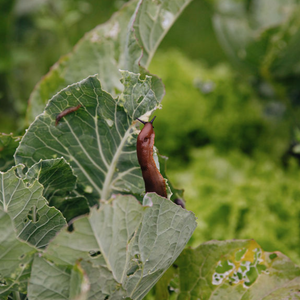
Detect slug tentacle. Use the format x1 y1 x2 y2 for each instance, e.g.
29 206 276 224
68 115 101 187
136 116 167 198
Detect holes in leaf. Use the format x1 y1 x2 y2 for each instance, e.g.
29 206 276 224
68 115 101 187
127 265 139 276
89 250 101 258
137 96 143 104
168 285 175 294
0 279 7 286
19 254 25 259
27 206 39 223
269 253 278 260
67 223 74 232
128 232 135 243
104 296 109 300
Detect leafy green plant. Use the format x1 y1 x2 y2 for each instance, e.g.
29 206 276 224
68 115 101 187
1 0 300 299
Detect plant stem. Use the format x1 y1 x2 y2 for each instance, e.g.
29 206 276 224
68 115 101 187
13 292 21 300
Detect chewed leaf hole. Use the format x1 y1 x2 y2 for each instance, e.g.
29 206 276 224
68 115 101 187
137 96 143 103
0 280 7 286
269 253 278 260
67 223 74 232
27 206 40 223
127 265 139 276
89 250 101 257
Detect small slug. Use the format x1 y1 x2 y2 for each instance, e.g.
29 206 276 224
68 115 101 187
55 104 82 126
136 116 167 198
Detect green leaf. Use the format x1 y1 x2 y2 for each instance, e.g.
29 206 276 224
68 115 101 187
73 261 130 300
26 0 192 123
70 261 90 300
28 255 71 300
24 158 89 221
0 166 66 248
130 0 193 69
44 194 196 300
0 133 21 172
158 154 185 205
15 72 162 204
154 239 300 299
0 209 36 297
212 0 300 78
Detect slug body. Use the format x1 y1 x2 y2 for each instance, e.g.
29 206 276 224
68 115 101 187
55 104 82 126
136 117 167 198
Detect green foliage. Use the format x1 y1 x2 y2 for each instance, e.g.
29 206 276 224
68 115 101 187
150 50 289 167
173 146 300 265
151 240 300 299
2 0 300 299
1 71 197 299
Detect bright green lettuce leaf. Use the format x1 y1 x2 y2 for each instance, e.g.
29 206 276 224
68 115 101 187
0 133 21 172
26 0 192 123
0 166 66 248
15 72 162 204
0 209 36 297
153 239 300 299
42 194 196 300
24 158 89 221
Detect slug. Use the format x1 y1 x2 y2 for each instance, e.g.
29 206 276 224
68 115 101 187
55 104 82 126
136 116 167 198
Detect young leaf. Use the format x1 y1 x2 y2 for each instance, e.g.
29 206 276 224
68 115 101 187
0 210 36 297
15 72 162 203
0 166 66 248
154 239 300 299
43 194 196 300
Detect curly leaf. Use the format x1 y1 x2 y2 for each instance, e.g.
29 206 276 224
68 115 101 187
0 166 66 248
24 158 89 221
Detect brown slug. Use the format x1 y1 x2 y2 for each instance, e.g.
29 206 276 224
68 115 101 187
136 116 167 198
55 104 82 126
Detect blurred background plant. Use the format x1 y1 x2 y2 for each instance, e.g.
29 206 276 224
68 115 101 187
1 0 300 267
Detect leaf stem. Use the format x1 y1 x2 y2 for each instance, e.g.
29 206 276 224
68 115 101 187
13 292 21 300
